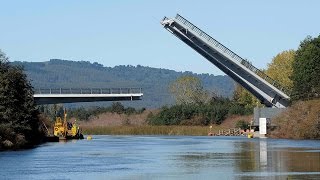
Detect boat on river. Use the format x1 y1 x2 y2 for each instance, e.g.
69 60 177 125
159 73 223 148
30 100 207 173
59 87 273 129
44 111 83 142
51 110 84 141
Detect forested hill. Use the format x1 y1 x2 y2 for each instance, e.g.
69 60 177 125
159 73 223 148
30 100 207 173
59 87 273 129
12 59 235 108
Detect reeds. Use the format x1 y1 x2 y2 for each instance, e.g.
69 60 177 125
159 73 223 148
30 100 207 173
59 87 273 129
81 125 220 136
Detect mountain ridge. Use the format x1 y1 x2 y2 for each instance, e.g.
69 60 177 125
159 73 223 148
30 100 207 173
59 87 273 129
12 59 235 108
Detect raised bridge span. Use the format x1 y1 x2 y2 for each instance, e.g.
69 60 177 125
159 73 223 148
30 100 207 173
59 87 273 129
33 88 143 105
161 14 290 108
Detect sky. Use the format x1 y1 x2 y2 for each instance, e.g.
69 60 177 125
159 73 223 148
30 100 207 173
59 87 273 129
0 0 319 75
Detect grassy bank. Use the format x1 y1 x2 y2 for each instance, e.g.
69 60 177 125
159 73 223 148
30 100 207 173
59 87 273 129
82 125 221 136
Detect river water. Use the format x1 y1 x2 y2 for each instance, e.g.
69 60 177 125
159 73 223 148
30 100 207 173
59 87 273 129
0 135 319 180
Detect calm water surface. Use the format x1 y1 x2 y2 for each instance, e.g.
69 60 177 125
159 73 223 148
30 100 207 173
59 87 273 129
0 136 319 180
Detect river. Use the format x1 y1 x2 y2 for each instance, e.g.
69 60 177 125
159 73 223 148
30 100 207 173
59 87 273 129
0 136 319 180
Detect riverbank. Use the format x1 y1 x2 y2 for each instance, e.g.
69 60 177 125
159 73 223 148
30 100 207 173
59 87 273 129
269 99 320 139
80 114 252 136
0 114 46 151
82 125 214 136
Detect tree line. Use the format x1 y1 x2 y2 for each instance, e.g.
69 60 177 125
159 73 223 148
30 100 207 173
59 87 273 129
147 97 252 126
147 75 252 126
39 102 146 122
41 35 320 127
147 34 320 126
232 35 320 107
12 59 234 109
0 34 319 149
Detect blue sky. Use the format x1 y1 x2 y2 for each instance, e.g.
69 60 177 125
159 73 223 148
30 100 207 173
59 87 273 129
0 0 319 75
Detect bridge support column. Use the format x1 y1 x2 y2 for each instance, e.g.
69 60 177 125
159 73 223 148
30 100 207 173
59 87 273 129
253 107 286 137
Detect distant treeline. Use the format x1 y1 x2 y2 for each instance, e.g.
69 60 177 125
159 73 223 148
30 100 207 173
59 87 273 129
40 97 250 127
147 97 252 126
39 102 146 121
68 102 146 121
12 59 235 109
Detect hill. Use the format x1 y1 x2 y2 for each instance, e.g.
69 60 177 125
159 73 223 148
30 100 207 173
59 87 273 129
12 59 235 108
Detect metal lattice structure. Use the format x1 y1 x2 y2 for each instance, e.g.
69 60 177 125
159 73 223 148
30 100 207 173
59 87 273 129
161 14 290 107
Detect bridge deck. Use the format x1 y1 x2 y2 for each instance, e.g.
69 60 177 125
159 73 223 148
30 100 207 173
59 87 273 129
161 14 290 107
33 88 143 105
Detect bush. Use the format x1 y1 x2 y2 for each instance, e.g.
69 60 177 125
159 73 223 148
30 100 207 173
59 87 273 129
270 99 320 139
147 97 251 126
111 102 125 114
180 115 207 126
228 103 253 115
235 120 250 130
125 107 136 115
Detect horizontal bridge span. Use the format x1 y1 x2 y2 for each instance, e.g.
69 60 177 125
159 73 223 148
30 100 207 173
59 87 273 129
34 88 142 94
33 88 143 105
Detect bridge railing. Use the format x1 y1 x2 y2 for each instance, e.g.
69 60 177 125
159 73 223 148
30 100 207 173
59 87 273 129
173 14 290 96
34 88 143 95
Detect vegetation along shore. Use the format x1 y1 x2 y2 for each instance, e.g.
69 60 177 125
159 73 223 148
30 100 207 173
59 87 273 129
1 34 320 151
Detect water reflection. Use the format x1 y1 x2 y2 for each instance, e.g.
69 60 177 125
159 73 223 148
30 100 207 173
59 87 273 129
175 138 320 179
235 140 258 172
235 139 320 179
0 136 319 179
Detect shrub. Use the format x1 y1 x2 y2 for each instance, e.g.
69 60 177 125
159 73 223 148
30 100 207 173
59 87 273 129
147 97 251 126
228 103 253 115
235 120 250 130
270 99 320 139
63 103 145 121
111 102 125 114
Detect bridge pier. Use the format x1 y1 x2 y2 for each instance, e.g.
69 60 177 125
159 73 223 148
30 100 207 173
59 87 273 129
253 107 286 137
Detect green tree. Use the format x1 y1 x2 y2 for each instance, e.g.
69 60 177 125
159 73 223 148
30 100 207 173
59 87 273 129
266 50 295 90
233 84 260 109
111 102 125 114
0 50 44 150
234 51 295 107
291 35 320 100
169 75 209 105
235 120 250 130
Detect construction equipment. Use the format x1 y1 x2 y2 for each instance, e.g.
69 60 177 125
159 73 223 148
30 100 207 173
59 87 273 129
53 110 84 140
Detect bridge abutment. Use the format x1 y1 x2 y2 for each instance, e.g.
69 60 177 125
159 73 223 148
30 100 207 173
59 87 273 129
253 107 286 137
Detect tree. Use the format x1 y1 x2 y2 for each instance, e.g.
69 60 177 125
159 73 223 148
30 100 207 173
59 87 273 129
169 75 208 105
111 102 125 114
235 120 250 130
0 50 43 150
40 104 64 121
233 84 260 109
291 35 320 100
266 50 295 90
233 50 295 107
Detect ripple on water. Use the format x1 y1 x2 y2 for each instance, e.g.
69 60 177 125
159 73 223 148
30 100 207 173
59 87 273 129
0 136 319 180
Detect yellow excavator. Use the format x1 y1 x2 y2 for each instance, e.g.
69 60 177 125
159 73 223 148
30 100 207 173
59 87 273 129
53 110 84 140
